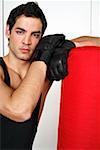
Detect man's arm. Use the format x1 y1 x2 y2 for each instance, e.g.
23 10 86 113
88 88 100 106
0 61 47 122
71 36 100 47
38 78 52 121
0 34 65 122
47 35 100 82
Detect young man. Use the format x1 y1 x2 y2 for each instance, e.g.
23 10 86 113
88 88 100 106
0 2 63 149
0 2 73 149
0 1 99 150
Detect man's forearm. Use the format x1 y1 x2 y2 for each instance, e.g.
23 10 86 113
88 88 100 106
71 36 100 47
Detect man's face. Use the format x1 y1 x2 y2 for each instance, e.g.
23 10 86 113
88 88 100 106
6 15 43 61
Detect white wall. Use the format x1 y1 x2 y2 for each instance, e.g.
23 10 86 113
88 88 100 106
0 0 3 56
1 0 100 150
91 0 100 36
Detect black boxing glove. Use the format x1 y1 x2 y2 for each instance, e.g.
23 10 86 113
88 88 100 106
47 40 76 81
31 34 65 65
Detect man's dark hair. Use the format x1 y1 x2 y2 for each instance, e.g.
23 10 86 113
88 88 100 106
7 2 47 35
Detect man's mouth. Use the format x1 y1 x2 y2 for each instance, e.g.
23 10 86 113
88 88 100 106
20 48 30 53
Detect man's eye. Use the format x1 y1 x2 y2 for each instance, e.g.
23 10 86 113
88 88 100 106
16 31 24 34
33 33 40 38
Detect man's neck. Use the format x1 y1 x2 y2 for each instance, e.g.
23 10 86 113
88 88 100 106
3 55 31 79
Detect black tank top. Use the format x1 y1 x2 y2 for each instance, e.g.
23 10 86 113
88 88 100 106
0 57 41 150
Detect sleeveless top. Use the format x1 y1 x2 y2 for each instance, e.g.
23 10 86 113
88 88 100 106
0 57 41 150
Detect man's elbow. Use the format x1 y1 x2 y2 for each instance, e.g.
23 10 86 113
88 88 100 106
5 106 32 122
13 110 32 122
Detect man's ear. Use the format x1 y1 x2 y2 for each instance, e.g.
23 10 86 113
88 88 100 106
5 24 10 39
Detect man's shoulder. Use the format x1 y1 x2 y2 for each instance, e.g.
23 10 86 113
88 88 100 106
0 57 5 81
0 69 4 83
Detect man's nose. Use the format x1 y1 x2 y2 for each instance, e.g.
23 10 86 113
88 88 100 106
23 35 32 45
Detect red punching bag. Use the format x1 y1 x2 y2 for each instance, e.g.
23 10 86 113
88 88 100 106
57 46 100 150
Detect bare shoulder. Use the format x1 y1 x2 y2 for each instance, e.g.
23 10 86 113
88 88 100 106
0 65 5 81
0 64 13 113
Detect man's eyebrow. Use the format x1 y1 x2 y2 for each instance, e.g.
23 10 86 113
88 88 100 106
16 27 41 34
32 31 41 34
16 27 25 31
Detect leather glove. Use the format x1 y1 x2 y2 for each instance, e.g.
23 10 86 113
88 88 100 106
31 34 65 65
47 40 76 81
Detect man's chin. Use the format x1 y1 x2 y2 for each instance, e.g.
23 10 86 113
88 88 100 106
19 56 31 62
